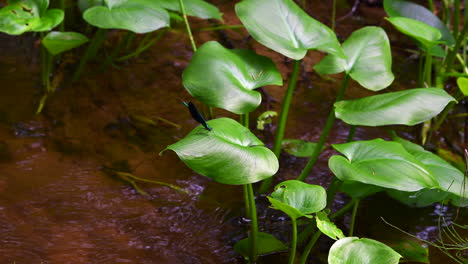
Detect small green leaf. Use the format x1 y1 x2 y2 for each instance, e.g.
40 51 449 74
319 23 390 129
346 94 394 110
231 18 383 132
155 0 222 20
329 237 402 264
386 17 443 49
316 212 345 240
42 31 89 55
329 139 440 192
234 232 288 258
235 0 343 60
387 238 430 263
163 118 278 185
83 0 169 33
268 180 326 220
334 88 456 126
257 111 277 130
0 0 64 35
457 77 468 96
384 0 454 46
182 41 283 114
314 27 394 91
281 139 322 157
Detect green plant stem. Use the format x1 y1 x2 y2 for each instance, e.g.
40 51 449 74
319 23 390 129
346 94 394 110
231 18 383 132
445 19 468 74
330 199 357 219
349 199 360 236
428 0 434 12
297 74 350 182
124 32 135 51
453 0 460 40
298 230 322 264
423 52 433 86
247 183 258 263
72 28 107 81
117 30 166 61
243 184 251 219
289 218 298 264
258 60 301 194
178 0 197 52
59 0 65 31
332 0 337 31
101 31 133 70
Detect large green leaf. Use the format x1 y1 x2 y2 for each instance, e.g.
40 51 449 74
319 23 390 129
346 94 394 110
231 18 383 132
42 31 89 55
267 180 326 220
154 0 222 19
83 0 169 33
234 232 287 258
316 212 345 240
329 237 402 264
0 0 63 35
334 88 456 126
387 188 448 207
163 118 278 185
329 139 440 192
340 181 384 199
235 0 343 60
393 136 467 203
384 0 454 46
386 17 443 49
314 27 394 91
182 41 283 114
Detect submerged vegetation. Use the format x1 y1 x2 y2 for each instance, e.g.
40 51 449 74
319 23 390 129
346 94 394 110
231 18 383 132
0 0 467 263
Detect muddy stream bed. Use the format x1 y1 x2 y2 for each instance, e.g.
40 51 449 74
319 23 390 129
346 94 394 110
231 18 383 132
0 1 466 263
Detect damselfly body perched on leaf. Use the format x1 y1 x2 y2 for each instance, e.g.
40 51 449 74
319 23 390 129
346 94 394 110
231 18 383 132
183 102 212 131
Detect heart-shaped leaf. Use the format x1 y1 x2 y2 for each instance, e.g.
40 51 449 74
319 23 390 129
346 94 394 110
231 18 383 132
314 27 394 91
0 0 64 35
316 212 345 240
182 41 283 114
457 77 468 96
235 0 343 60
268 180 326 220
281 139 322 157
162 118 278 185
234 232 287 258
83 0 169 33
329 237 402 264
334 88 456 126
154 0 222 19
384 0 454 46
329 139 440 192
386 17 443 49
42 31 89 55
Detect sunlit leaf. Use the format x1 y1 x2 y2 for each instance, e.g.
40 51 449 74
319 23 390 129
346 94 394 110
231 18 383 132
154 0 222 19
314 27 394 91
0 0 63 35
386 17 443 49
182 41 282 114
234 232 287 258
316 212 345 240
457 77 468 96
163 118 278 185
329 139 440 192
42 31 89 55
334 88 456 126
235 0 343 60
268 180 326 220
384 0 454 46
83 0 169 33
329 237 402 264
281 139 322 157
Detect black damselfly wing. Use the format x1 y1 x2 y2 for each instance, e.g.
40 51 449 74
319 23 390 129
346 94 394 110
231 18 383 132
183 101 212 131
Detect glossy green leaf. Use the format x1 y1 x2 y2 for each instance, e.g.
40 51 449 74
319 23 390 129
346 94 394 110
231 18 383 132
384 0 454 46
234 232 287 258
329 139 440 192
329 237 402 264
83 0 169 33
0 0 64 35
387 188 448 207
281 139 323 157
386 239 429 263
393 136 467 203
340 181 383 199
386 17 443 49
316 212 345 240
182 41 283 114
457 77 468 96
163 118 278 185
42 31 89 55
314 27 394 91
154 0 222 19
235 0 343 60
268 180 326 220
334 88 456 126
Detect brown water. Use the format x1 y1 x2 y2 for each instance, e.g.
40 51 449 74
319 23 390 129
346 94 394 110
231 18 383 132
0 1 466 263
